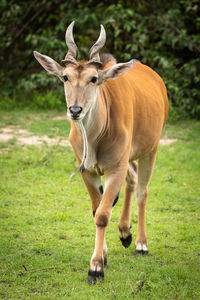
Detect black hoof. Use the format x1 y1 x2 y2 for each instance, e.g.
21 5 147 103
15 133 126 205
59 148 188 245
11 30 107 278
120 233 132 248
104 256 107 267
88 269 104 284
136 249 149 255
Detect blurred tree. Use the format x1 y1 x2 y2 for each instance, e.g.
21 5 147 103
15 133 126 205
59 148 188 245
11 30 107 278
0 0 199 117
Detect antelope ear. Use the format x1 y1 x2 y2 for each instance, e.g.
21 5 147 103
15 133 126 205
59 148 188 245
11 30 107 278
98 59 136 84
33 51 64 76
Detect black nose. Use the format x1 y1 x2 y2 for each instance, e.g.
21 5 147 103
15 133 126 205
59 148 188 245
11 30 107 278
69 106 83 119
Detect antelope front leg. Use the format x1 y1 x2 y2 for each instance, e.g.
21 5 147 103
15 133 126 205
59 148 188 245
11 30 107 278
81 171 108 267
88 167 127 284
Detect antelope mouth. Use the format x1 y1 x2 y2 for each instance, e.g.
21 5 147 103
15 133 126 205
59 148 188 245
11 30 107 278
67 111 85 121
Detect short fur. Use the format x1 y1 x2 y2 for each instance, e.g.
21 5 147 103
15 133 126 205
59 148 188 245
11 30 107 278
34 25 169 283
69 59 168 281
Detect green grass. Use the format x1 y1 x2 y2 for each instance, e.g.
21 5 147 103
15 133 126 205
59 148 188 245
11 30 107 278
0 110 70 138
0 109 200 299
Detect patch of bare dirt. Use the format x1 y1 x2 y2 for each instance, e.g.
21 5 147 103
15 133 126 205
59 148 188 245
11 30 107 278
0 125 177 149
159 136 177 145
0 126 70 147
52 115 67 120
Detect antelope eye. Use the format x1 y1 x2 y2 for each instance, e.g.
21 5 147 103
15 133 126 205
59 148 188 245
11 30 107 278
91 76 97 83
63 75 68 82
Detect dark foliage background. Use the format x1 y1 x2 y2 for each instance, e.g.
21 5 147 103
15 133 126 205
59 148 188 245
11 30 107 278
0 0 200 118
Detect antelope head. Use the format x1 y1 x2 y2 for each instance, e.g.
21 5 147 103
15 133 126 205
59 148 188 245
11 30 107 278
34 21 134 121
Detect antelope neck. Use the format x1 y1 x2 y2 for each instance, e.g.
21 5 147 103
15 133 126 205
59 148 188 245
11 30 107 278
78 86 109 172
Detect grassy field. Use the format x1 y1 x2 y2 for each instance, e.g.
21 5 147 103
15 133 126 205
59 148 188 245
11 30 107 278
0 109 200 299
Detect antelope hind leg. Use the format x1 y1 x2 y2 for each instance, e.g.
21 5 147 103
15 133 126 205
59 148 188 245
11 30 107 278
119 162 137 248
136 149 157 254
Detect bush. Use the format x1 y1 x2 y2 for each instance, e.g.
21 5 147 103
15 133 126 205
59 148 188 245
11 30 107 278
0 0 199 118
0 91 65 111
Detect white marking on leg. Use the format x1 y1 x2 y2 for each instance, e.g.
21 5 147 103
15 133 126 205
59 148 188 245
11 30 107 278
135 242 148 251
143 244 148 252
136 243 142 251
96 265 102 272
104 176 113 192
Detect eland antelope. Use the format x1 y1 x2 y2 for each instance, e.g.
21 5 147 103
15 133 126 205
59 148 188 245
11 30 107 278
34 21 169 283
